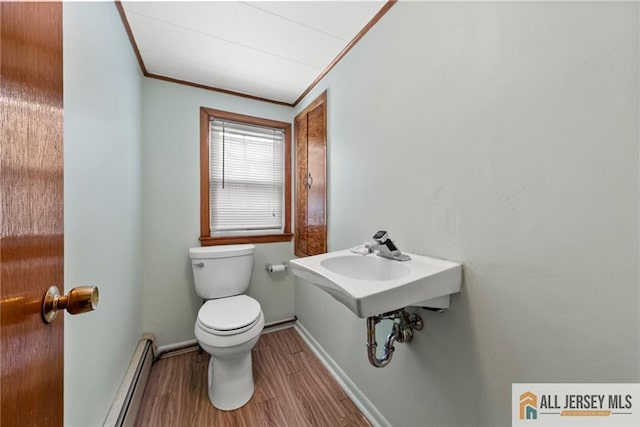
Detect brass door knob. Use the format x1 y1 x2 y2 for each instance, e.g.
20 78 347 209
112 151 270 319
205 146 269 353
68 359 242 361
42 285 99 323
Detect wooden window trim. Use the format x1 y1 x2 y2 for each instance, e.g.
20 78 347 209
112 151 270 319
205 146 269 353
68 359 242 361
200 107 293 246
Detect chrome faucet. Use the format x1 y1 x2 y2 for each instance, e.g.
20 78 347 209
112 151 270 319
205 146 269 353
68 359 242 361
365 230 411 261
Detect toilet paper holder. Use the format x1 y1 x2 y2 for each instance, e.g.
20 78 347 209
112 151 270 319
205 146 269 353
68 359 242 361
265 262 288 273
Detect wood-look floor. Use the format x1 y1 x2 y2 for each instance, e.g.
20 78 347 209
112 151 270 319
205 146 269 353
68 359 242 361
135 328 371 427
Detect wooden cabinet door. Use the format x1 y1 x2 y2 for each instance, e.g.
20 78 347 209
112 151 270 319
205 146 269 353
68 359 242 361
295 114 309 256
1 2 65 425
295 92 327 257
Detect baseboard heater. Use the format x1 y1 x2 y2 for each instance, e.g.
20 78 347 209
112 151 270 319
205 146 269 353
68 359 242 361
104 333 157 427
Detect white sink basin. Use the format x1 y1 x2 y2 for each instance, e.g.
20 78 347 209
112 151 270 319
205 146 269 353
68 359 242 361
290 249 462 318
320 255 411 281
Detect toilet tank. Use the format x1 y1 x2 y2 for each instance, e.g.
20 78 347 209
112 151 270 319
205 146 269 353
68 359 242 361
189 244 255 299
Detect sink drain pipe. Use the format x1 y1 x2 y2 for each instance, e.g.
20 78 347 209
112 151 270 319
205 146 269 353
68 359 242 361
366 308 424 368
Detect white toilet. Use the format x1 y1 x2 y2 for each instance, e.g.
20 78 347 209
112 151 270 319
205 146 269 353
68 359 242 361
189 244 265 411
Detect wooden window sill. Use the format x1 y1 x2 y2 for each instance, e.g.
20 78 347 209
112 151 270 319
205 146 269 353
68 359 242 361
200 233 294 246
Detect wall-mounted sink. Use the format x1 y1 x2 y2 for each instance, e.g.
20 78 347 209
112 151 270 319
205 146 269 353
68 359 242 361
320 255 411 281
289 249 462 318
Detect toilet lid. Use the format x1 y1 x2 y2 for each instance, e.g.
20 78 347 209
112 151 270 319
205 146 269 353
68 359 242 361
198 295 261 331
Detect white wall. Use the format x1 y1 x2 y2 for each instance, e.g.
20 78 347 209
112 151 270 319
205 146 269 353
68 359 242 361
141 78 295 346
63 3 142 426
295 2 639 426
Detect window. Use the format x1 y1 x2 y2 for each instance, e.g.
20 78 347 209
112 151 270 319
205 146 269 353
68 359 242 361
200 107 292 245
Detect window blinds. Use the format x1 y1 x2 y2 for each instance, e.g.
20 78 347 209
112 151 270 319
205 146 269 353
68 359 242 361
209 118 285 234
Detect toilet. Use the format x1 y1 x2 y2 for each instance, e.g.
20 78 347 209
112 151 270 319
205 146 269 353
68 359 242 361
189 244 265 411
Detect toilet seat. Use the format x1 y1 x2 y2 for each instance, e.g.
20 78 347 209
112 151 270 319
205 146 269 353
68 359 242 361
195 310 264 350
197 295 262 336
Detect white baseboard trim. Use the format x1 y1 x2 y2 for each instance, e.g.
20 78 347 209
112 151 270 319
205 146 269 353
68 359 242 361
104 333 156 427
261 316 297 334
261 323 293 334
155 317 298 356
294 322 391 427
156 339 198 357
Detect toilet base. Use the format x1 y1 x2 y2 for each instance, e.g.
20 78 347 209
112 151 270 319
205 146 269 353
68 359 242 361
207 352 255 411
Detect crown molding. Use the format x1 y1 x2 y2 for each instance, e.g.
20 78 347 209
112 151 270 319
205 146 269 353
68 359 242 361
114 0 397 108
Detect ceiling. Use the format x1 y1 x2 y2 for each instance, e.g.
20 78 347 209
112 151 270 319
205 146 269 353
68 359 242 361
121 1 390 106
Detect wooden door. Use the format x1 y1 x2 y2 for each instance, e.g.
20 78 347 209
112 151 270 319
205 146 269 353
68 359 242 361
294 92 327 257
1 2 64 425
